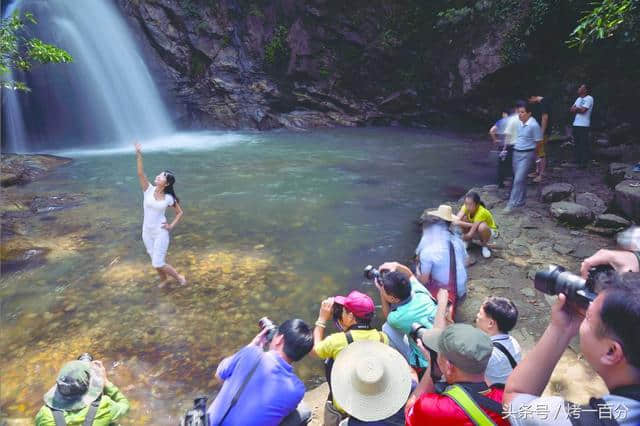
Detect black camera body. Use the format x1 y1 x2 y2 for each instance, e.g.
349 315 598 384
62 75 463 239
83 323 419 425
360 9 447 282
534 264 614 308
77 353 93 362
364 265 387 281
409 323 427 343
180 397 208 426
258 317 278 349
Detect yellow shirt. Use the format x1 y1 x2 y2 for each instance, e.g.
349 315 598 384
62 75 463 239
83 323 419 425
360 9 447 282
315 329 389 360
461 204 497 230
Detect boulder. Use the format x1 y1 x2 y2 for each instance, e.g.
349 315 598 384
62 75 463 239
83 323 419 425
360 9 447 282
575 192 607 215
595 145 629 161
608 122 633 145
608 163 631 186
541 183 575 203
614 180 640 221
0 154 72 187
594 214 632 229
550 201 595 227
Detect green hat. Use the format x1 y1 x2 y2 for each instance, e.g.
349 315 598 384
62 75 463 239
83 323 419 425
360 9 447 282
419 324 493 375
43 361 104 410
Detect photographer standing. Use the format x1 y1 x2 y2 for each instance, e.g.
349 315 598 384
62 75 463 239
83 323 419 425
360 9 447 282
312 291 389 426
35 358 130 426
504 273 640 425
206 319 314 426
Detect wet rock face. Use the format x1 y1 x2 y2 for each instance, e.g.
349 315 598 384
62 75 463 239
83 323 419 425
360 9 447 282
550 201 595 227
117 0 520 130
1 154 72 186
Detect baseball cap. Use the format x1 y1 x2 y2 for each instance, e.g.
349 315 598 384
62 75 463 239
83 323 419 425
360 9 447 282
418 324 492 374
334 291 375 319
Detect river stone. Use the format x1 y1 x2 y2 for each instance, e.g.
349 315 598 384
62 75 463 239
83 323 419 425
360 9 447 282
596 145 629 160
608 122 633 145
608 163 631 186
541 183 575 203
521 288 536 297
595 214 632 229
575 192 607 215
553 244 574 255
550 201 595 227
615 180 640 221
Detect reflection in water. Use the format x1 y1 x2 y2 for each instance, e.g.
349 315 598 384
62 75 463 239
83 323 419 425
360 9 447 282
1 128 495 424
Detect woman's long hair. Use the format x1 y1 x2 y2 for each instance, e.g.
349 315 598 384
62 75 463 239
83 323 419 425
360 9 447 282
163 170 180 204
465 191 485 208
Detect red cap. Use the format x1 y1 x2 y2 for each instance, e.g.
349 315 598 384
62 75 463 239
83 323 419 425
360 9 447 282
334 291 375 319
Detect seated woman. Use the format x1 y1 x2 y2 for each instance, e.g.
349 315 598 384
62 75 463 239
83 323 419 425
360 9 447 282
454 192 497 259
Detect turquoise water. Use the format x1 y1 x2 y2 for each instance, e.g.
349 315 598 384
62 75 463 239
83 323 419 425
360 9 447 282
1 127 492 424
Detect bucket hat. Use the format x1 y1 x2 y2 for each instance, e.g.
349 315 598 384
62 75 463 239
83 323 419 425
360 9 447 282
331 341 412 421
44 360 104 411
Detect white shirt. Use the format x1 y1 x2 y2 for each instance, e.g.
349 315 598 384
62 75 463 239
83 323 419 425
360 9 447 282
143 184 174 229
509 393 640 426
415 223 468 298
572 95 594 127
504 114 520 146
485 333 522 385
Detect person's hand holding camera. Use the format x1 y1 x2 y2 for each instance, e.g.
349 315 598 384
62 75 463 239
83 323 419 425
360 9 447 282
436 288 449 306
250 327 270 348
550 293 584 339
318 297 334 322
92 360 110 386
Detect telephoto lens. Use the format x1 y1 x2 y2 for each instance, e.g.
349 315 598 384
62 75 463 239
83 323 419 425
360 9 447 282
534 265 598 308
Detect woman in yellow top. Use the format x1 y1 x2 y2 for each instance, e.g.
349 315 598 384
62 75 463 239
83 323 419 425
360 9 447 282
454 191 497 258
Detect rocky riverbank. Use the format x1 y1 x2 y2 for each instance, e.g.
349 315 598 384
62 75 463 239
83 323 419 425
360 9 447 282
302 142 639 424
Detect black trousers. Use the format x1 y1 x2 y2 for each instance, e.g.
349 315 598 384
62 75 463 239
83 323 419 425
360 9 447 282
497 145 514 187
573 126 590 166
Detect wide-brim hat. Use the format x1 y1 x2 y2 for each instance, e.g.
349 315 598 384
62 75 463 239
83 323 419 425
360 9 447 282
331 341 412 421
44 360 104 411
423 205 455 222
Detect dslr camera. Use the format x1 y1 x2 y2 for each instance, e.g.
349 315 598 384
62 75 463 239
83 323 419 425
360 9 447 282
364 265 387 281
258 317 278 349
77 353 93 362
180 397 208 426
534 264 615 308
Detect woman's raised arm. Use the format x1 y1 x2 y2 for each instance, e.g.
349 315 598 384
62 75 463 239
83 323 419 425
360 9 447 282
135 143 149 192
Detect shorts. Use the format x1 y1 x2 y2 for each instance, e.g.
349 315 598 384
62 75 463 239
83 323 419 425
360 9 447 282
536 134 548 158
142 226 170 268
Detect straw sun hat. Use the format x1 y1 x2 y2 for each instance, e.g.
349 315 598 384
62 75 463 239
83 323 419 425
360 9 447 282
331 340 412 422
424 204 455 222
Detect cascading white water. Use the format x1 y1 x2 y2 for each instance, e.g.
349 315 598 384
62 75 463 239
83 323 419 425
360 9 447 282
2 0 173 152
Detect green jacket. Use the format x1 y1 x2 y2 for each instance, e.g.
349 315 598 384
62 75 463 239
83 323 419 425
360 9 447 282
35 382 129 426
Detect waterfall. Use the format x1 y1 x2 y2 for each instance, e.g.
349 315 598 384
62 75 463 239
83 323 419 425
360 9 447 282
1 0 173 152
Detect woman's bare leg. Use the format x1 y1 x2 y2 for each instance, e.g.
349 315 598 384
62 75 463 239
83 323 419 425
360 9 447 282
160 264 186 285
477 222 492 246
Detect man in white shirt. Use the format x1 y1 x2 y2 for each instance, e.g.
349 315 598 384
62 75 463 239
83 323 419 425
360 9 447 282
475 296 522 385
570 83 594 168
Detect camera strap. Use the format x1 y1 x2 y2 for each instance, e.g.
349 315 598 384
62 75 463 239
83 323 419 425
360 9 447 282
492 341 518 369
217 355 262 426
50 395 102 426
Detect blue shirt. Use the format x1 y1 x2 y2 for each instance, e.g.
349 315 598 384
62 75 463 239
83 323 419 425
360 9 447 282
387 277 437 368
514 116 542 151
207 345 305 426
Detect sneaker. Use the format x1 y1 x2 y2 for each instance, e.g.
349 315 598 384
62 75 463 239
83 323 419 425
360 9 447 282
482 246 491 258
502 206 513 214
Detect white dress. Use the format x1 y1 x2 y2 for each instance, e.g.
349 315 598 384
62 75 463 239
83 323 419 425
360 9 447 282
141 185 174 268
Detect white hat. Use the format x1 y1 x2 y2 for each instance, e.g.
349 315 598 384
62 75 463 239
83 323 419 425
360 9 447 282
331 341 412 422
425 204 455 222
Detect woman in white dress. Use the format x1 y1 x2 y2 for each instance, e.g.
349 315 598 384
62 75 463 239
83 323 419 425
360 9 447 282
135 143 186 286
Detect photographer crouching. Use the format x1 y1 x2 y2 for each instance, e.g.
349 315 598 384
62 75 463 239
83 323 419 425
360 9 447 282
206 318 314 426
35 354 130 426
504 268 640 425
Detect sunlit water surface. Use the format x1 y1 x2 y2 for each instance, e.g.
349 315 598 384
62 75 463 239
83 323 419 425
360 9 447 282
1 128 494 424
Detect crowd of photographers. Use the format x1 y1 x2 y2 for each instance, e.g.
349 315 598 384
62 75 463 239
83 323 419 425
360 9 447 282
36 222 640 425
